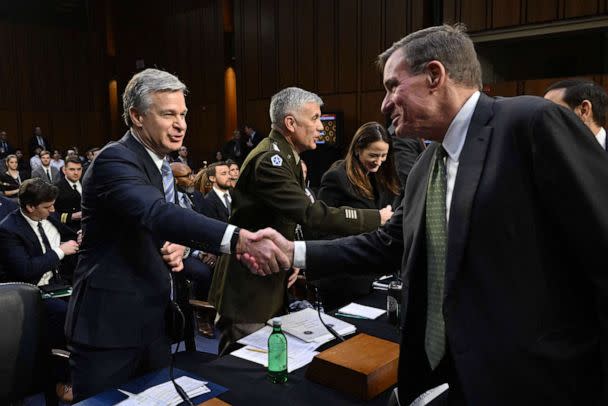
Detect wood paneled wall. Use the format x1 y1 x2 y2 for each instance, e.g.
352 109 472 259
112 0 225 166
444 0 607 31
0 11 109 157
233 0 428 150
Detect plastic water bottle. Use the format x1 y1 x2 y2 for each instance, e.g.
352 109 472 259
267 317 288 383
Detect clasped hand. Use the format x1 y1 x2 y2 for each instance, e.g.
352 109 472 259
236 228 294 276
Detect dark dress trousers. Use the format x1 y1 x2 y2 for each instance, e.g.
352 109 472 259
64 132 228 400
201 189 230 222
53 178 82 231
304 94 608 405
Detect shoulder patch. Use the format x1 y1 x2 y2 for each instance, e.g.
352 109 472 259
271 154 283 167
272 142 280 152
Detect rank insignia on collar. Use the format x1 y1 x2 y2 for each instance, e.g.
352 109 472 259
272 143 280 152
271 154 283 166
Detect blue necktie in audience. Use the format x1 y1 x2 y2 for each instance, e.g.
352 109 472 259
161 159 175 204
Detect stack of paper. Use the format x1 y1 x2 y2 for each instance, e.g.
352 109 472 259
234 325 319 372
337 303 386 320
117 376 210 406
275 308 356 345
372 274 395 291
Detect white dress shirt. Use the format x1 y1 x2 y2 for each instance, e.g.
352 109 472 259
595 127 606 150
130 131 236 253
294 91 482 268
213 186 231 208
66 178 82 194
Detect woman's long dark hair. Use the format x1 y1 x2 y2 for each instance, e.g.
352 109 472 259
344 122 400 200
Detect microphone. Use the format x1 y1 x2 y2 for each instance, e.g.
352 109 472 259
312 285 344 342
169 298 195 406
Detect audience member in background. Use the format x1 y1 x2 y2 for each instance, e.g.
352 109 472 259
318 121 400 210
72 146 86 164
82 147 100 173
222 129 245 164
215 150 224 162
32 150 60 184
209 87 393 354
30 146 43 172
29 126 51 155
201 161 232 222
15 149 30 175
243 124 264 156
53 156 83 232
0 178 78 401
171 162 204 213
301 160 315 202
544 78 608 151
174 145 192 167
226 159 240 187
64 68 287 401
1 154 28 199
51 150 65 171
193 166 212 195
0 130 14 159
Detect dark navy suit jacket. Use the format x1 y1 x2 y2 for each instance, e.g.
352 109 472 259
0 195 17 221
201 189 230 222
0 209 76 284
65 132 228 348
305 94 608 405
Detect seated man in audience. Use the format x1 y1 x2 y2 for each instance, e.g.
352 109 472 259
201 161 232 222
0 178 79 401
544 78 608 151
171 161 204 212
209 87 394 354
32 150 60 184
30 146 43 173
54 156 83 232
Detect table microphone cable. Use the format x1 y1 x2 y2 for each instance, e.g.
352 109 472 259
169 300 195 406
313 285 344 342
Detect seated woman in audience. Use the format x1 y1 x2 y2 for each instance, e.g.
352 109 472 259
318 121 400 211
193 167 212 195
0 154 28 199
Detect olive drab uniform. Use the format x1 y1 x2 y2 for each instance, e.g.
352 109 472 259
208 130 381 323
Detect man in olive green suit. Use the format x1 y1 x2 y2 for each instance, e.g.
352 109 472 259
210 87 393 353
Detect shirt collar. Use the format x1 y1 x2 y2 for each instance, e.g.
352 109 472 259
442 91 481 162
213 186 230 199
595 127 606 149
130 130 165 173
65 178 80 188
20 209 42 229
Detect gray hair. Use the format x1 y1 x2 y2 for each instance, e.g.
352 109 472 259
377 24 482 90
269 87 323 131
122 68 188 127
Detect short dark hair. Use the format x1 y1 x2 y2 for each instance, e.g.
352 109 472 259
64 156 82 167
207 161 228 178
19 178 59 210
545 79 608 127
39 150 50 158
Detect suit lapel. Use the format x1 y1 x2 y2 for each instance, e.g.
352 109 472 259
121 132 164 195
445 94 494 294
14 212 44 255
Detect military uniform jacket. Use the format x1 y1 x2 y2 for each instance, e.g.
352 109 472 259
209 130 381 323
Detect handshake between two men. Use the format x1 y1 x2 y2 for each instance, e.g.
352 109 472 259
158 227 294 276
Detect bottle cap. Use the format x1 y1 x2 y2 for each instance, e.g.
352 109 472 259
272 317 282 326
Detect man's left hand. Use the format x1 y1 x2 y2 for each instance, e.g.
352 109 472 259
161 242 185 272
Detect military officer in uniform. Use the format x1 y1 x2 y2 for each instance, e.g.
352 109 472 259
209 87 394 353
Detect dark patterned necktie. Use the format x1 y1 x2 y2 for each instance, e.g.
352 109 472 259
37 222 52 253
424 145 448 370
161 159 175 203
46 168 52 182
223 193 231 215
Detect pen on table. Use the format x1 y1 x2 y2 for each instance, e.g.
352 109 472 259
334 312 370 320
246 347 268 353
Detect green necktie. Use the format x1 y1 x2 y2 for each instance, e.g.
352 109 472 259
425 144 448 370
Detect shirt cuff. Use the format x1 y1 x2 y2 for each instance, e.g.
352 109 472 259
220 225 237 254
53 247 65 260
294 241 307 269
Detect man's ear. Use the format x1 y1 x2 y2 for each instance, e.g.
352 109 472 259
25 204 35 214
425 60 446 91
130 108 144 128
578 100 594 123
284 115 297 133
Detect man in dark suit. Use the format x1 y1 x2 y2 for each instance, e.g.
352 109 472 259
222 130 245 164
53 156 83 231
64 68 289 401
0 130 14 159
243 124 264 157
201 161 232 222
0 178 79 401
29 126 52 155
267 25 608 405
31 150 60 183
544 78 608 152
0 194 17 221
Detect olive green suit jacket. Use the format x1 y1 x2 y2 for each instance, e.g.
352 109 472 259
209 130 381 322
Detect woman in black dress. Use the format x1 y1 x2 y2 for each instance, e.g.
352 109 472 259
0 154 28 199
